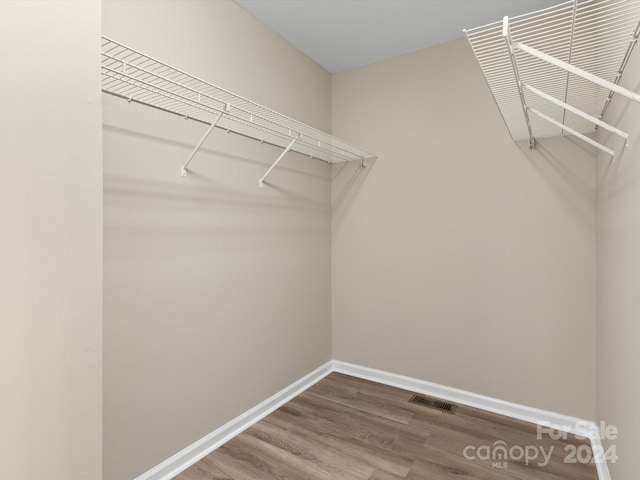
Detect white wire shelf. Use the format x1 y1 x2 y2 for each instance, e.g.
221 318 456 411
465 0 640 156
101 36 376 183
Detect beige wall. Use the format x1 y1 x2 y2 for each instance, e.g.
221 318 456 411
102 1 332 479
0 1 103 479
596 43 640 479
332 38 597 420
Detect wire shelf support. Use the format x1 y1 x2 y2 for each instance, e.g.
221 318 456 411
465 0 640 161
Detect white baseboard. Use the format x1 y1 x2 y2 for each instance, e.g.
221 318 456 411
332 360 593 436
135 359 607 480
134 361 333 480
333 360 608 480
589 432 612 480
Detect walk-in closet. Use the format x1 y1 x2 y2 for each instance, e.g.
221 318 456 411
3 1 639 479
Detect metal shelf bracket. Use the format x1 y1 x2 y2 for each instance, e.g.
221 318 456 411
503 16 535 150
524 84 630 149
529 107 615 161
181 106 228 177
259 134 299 187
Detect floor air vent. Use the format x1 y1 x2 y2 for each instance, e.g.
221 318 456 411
409 394 457 413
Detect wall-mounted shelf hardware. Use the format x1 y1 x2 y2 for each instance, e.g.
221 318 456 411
465 0 640 160
101 37 376 184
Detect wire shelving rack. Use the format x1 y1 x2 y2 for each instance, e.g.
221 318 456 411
465 0 640 160
101 36 376 184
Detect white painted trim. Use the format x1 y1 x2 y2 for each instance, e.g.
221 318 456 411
135 359 607 480
332 360 595 437
134 361 333 480
589 431 612 480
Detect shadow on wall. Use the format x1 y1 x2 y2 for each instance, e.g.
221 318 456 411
103 123 331 183
596 141 640 203
332 157 377 227
104 174 329 214
103 121 334 244
516 136 596 237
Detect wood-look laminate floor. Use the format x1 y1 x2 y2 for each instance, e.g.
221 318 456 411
174 373 598 480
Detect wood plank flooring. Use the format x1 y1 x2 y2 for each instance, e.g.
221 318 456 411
174 373 598 480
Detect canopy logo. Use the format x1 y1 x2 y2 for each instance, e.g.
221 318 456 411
463 440 554 469
462 420 619 470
